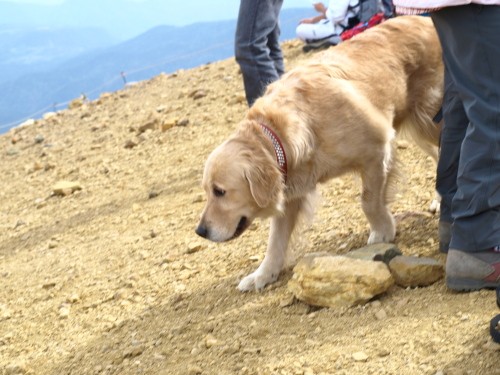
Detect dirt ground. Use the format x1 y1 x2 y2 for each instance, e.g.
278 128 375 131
1 40 499 375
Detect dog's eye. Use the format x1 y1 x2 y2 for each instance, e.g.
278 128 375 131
213 187 226 197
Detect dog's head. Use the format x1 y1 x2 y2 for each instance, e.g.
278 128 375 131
195 124 285 242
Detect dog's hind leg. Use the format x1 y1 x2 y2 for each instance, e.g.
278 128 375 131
238 197 305 292
360 143 397 244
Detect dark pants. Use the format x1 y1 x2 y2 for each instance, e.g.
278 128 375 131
235 0 284 107
432 5 500 252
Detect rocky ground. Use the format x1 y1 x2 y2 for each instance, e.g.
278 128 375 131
1 40 499 375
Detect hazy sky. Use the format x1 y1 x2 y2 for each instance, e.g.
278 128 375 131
0 0 310 25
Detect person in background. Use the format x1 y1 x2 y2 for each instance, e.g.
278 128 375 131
296 0 361 48
394 1 500 291
381 0 394 17
235 0 284 107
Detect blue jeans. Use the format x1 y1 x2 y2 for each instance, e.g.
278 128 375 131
235 0 284 107
432 5 500 251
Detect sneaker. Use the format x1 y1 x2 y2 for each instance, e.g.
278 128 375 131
438 221 452 253
446 248 500 291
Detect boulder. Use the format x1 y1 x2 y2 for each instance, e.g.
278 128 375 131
288 253 394 308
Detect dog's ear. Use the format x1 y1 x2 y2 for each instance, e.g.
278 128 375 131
243 153 284 211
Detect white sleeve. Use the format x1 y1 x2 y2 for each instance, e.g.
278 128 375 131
325 0 352 22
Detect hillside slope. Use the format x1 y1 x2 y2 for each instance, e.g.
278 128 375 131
0 41 498 375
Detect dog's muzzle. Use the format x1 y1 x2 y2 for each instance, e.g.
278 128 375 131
195 224 209 239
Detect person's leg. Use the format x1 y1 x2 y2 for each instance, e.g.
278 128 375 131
435 66 468 253
267 0 284 77
432 5 500 290
296 19 337 42
235 0 283 106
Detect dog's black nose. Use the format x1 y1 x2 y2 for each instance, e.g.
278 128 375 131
195 225 208 238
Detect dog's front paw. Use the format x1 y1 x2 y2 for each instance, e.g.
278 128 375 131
367 230 395 244
237 269 280 292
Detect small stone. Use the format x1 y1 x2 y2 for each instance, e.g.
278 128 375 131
68 97 84 109
0 304 12 320
42 282 56 290
34 134 45 144
185 243 204 254
52 181 82 196
374 308 388 320
59 305 70 319
377 349 390 357
192 194 204 203
66 293 80 303
138 116 160 133
177 118 189 127
42 112 57 120
279 295 296 308
161 119 177 131
35 198 47 209
188 365 203 375
205 334 218 348
352 351 369 362
123 345 144 358
124 140 138 149
33 161 44 171
189 89 207 100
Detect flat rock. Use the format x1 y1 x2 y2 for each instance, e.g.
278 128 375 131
288 253 394 308
388 255 444 287
52 180 82 196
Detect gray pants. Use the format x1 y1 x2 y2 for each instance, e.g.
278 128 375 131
432 5 500 252
235 0 284 107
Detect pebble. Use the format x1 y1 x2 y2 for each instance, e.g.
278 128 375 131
124 139 138 149
352 351 369 362
34 134 45 144
59 305 70 319
66 293 80 303
204 334 218 348
123 345 144 358
185 243 204 254
188 365 203 375
52 180 82 196
374 308 388 320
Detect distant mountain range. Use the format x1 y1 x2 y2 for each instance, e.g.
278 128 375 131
0 7 313 132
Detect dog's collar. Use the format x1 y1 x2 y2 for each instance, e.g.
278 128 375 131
259 123 288 183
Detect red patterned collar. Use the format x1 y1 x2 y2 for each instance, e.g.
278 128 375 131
259 123 288 183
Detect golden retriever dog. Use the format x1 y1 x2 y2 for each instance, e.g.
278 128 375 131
195 16 444 291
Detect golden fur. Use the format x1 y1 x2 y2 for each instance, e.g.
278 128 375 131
196 16 444 291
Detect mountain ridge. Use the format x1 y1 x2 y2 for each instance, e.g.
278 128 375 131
0 7 313 132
